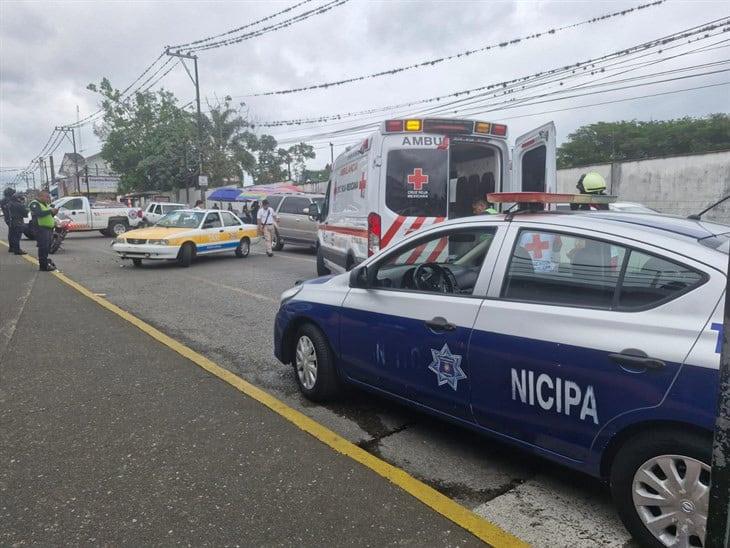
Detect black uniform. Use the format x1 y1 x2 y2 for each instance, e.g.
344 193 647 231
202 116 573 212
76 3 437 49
29 200 55 271
6 197 28 254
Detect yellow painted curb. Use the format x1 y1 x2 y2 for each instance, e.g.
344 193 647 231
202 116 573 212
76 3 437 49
1 240 527 547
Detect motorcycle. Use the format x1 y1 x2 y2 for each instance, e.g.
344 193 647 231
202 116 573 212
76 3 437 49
49 217 71 254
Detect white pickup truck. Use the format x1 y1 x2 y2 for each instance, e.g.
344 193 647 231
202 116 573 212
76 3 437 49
51 196 144 236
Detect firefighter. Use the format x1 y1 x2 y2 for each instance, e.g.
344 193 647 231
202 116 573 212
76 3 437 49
571 172 609 211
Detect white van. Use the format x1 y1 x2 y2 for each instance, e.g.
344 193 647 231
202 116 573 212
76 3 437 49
313 118 556 275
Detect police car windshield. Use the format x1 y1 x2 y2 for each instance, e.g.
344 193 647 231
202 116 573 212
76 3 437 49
156 210 204 228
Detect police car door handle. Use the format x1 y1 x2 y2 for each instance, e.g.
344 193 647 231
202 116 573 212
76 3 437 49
425 317 456 332
609 351 665 370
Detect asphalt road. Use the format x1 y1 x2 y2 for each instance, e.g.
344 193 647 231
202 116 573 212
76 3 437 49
0 249 483 546
4 227 638 547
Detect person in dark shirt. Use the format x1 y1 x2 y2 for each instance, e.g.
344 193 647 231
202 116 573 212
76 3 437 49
2 187 28 255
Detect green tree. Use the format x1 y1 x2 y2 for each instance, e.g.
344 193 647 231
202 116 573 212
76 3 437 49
250 134 286 184
557 114 730 168
286 142 316 182
203 98 257 186
89 78 197 193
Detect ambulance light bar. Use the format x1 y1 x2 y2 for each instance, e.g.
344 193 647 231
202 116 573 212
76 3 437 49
487 192 618 204
383 118 508 138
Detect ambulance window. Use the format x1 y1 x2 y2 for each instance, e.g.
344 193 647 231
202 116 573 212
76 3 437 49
502 230 626 309
521 145 546 192
386 149 448 217
617 251 704 309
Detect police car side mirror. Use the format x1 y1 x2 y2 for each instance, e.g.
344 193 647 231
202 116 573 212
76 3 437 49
349 266 369 288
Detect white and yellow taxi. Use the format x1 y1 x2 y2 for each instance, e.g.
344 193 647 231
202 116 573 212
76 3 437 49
111 209 259 267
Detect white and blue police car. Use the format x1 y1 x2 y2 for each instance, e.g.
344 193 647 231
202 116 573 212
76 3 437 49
274 194 728 548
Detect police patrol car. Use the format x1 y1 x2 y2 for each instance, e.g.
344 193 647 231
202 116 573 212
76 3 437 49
275 193 728 548
313 117 556 275
111 209 258 267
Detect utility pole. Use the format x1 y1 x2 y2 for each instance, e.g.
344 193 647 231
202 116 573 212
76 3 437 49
329 142 334 166
707 251 730 548
166 48 204 204
84 165 90 197
49 155 56 189
56 126 81 194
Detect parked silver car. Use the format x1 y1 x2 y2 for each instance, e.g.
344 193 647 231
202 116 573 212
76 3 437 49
266 193 324 251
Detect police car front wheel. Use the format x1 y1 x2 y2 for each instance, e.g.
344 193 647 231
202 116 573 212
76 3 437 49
610 430 711 548
293 324 340 402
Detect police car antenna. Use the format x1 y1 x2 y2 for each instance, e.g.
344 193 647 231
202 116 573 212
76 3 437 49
687 194 730 220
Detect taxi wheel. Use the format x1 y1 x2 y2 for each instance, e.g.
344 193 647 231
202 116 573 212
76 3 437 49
132 258 142 267
235 237 250 258
610 430 711 548
177 243 195 267
273 229 284 251
293 324 340 402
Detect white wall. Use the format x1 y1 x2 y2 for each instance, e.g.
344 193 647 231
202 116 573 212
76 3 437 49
556 150 730 223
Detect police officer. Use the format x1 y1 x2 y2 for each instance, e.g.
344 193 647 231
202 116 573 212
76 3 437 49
5 189 28 255
571 172 609 211
1 187 14 249
29 190 58 271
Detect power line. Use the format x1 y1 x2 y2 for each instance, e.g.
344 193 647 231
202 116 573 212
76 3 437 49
169 0 314 50
255 19 730 127
239 0 670 97
187 0 351 53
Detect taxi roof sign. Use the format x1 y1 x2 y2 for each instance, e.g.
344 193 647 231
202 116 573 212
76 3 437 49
487 192 618 204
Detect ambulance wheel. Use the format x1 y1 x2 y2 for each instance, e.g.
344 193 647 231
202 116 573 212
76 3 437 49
132 258 142 267
235 237 250 258
316 244 330 276
610 429 711 548
273 229 284 251
293 324 340 402
177 243 195 267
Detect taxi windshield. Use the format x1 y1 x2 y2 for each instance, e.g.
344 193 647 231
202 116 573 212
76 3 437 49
156 210 204 228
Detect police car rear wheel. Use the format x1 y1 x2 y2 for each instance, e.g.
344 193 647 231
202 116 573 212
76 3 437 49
610 431 711 548
293 324 339 401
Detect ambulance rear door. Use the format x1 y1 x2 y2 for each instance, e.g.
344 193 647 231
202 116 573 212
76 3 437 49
511 122 556 194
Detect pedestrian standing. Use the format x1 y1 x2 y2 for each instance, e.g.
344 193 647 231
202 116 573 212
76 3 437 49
29 190 58 272
6 191 28 255
2 187 16 251
257 199 277 257
250 201 259 225
193 199 205 210
240 203 252 224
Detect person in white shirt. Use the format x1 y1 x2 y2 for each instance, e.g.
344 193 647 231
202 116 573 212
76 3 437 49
193 200 205 210
257 199 277 257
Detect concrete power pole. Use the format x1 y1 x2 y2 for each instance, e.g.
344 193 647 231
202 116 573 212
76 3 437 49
165 48 205 204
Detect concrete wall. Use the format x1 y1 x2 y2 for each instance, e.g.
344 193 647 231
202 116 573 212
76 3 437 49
556 150 730 224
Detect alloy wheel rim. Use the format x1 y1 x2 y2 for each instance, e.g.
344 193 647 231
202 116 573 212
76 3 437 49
295 335 317 390
113 224 126 235
632 454 710 547
240 240 249 254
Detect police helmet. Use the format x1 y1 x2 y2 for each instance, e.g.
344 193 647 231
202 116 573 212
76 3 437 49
577 172 607 194
3 187 15 198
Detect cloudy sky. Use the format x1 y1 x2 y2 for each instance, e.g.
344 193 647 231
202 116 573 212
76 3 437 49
1 0 728 187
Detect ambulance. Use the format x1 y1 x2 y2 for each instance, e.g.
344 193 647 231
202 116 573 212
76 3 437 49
314 118 556 275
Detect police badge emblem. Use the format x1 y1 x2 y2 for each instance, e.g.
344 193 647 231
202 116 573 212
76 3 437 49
428 343 466 390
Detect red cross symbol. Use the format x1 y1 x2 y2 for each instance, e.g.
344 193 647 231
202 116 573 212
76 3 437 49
358 172 367 197
524 233 550 259
407 168 429 191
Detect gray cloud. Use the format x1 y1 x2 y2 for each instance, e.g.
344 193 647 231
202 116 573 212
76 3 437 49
1 0 728 187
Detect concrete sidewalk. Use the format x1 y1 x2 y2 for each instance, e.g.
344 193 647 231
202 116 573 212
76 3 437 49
0 251 480 546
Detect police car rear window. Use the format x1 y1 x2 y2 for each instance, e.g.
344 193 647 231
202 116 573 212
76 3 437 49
698 232 730 255
386 149 447 217
503 229 705 310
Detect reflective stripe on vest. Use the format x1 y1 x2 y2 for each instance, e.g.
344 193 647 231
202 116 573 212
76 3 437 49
31 200 54 228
